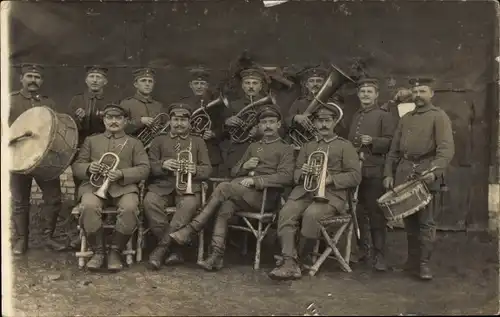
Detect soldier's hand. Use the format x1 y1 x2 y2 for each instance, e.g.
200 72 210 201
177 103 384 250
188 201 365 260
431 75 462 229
240 177 255 188
360 135 373 145
243 157 259 170
187 163 197 175
393 88 412 103
75 108 86 120
225 116 244 127
141 117 155 127
89 162 101 174
383 177 394 189
107 170 124 182
301 163 313 175
203 129 216 140
162 159 180 171
294 115 313 130
248 126 258 138
421 172 436 185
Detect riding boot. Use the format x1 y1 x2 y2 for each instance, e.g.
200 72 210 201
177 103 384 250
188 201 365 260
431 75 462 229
42 208 67 251
268 232 302 280
164 244 185 266
356 216 372 264
298 236 317 271
199 216 228 271
148 231 173 271
86 228 105 271
12 212 30 255
419 237 433 281
170 195 221 245
372 228 387 272
107 231 130 272
403 233 420 274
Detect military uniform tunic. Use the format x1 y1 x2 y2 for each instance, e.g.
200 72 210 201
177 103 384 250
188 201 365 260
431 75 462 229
68 91 109 145
119 93 166 137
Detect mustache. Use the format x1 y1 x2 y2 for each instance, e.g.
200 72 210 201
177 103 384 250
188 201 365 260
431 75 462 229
28 82 39 87
264 128 272 132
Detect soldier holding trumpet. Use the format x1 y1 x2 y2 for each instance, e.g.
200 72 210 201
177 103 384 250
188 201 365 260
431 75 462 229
143 102 212 270
72 103 150 272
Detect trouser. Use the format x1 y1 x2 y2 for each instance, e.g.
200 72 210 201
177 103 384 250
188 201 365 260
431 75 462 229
143 191 201 241
79 192 139 235
10 173 62 242
277 195 343 259
357 177 387 257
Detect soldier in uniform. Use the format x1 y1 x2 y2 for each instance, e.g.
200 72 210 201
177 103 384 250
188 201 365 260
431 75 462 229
120 68 166 139
383 77 454 280
9 63 67 255
347 78 396 271
169 103 295 271
143 103 212 270
72 103 150 272
268 103 362 281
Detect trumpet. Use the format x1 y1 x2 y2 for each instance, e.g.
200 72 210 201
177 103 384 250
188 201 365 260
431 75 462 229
137 113 170 149
90 152 120 199
176 140 194 194
190 93 229 136
228 94 276 144
304 147 329 203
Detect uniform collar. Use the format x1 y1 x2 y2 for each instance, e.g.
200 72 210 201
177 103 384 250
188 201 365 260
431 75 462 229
319 135 339 143
413 104 436 114
20 89 39 100
357 104 377 114
104 131 126 138
170 132 189 140
134 92 152 103
85 89 104 100
260 136 281 144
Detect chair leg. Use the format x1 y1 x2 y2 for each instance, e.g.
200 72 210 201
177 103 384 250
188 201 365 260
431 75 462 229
136 224 144 262
344 222 353 265
254 221 263 270
312 240 320 263
197 229 205 265
125 238 134 266
78 226 86 269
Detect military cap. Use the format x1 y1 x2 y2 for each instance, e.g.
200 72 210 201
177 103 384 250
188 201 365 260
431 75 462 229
409 77 434 87
302 66 328 80
313 103 339 119
133 67 155 80
85 65 108 76
20 63 44 75
189 67 210 82
240 68 266 82
168 102 192 118
102 103 129 117
357 77 379 89
258 103 281 120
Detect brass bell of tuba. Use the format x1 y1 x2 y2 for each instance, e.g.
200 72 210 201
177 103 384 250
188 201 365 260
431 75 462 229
90 152 120 199
190 93 229 136
288 64 354 148
137 113 170 149
176 141 194 195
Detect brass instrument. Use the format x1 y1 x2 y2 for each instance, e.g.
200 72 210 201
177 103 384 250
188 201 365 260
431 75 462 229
228 94 276 144
137 113 170 149
304 147 330 203
288 64 355 148
176 140 194 194
90 152 121 199
190 93 229 136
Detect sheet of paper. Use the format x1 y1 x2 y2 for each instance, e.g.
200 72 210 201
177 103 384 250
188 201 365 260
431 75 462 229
397 102 416 117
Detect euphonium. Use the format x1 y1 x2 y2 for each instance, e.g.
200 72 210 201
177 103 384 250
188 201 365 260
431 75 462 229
190 93 229 136
288 64 354 148
176 141 194 194
304 147 330 203
137 113 170 149
228 94 276 144
90 152 120 199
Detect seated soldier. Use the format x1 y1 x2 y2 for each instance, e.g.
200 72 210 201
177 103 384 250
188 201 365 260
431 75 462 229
143 102 212 270
169 103 295 271
72 103 150 272
268 102 362 281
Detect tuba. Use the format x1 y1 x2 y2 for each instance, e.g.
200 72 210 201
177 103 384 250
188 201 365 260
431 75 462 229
137 113 170 149
228 94 276 144
190 93 230 136
90 152 120 199
288 64 354 148
176 140 194 195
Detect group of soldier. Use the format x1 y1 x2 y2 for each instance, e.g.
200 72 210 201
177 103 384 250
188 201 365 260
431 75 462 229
8 62 454 282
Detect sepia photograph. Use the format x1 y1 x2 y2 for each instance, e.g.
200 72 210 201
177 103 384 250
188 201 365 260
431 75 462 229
1 0 499 315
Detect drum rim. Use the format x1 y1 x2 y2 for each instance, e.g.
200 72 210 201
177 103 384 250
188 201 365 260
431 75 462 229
376 179 427 204
384 195 433 222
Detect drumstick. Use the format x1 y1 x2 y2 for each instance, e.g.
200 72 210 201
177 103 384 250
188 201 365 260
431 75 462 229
9 131 34 146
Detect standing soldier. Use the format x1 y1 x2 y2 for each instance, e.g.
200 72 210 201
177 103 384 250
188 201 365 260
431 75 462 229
9 63 67 255
268 103 362 281
347 78 396 271
383 77 454 281
169 103 295 271
72 103 150 272
143 103 212 270
120 67 166 139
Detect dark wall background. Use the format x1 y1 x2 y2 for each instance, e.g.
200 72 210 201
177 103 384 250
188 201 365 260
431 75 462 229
7 0 499 230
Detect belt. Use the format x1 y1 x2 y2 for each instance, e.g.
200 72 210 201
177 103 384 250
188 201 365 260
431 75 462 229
402 152 435 163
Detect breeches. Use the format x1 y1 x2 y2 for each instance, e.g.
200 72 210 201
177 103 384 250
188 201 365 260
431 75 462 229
79 192 140 235
212 181 267 212
357 177 386 231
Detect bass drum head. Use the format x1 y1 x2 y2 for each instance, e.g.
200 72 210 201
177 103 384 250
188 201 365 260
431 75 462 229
10 106 55 173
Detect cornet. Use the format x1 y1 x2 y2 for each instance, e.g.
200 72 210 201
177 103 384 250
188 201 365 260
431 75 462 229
190 93 229 136
90 152 120 199
304 147 329 203
176 141 194 195
137 113 170 149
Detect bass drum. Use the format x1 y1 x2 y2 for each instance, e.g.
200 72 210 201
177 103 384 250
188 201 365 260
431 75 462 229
9 106 78 181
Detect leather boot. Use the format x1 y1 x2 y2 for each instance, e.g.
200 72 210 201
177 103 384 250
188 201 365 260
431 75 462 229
86 228 105 271
107 231 130 272
199 216 228 271
148 231 172 271
42 209 67 252
372 228 387 272
298 236 317 271
164 244 185 266
403 233 420 274
419 244 433 280
12 212 29 255
170 196 221 245
268 232 302 281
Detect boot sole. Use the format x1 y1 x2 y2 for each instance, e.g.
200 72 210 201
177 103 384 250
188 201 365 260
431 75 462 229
268 273 302 281
146 261 162 271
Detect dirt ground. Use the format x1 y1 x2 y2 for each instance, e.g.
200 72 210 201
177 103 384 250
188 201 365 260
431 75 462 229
6 207 500 317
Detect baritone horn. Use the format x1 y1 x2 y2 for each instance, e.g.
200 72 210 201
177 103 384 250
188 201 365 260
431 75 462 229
90 152 120 199
137 113 170 149
176 140 194 194
304 146 330 203
190 93 230 136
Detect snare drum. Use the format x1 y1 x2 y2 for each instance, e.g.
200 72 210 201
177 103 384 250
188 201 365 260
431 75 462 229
9 106 78 181
376 179 433 222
